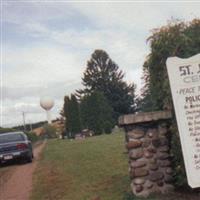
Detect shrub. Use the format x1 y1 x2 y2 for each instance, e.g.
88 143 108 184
104 121 113 134
25 131 43 143
43 124 57 138
0 127 16 134
170 124 187 187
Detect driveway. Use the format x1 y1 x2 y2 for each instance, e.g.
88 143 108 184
0 141 46 200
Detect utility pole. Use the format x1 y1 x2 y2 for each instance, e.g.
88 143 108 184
29 121 33 132
22 112 26 132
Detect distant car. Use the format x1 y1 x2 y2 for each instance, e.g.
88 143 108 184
0 132 33 164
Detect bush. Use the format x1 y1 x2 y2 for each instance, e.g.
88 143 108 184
25 132 43 143
0 127 16 134
170 124 187 187
43 124 57 138
104 121 113 134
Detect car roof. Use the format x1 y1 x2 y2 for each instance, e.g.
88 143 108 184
0 131 25 136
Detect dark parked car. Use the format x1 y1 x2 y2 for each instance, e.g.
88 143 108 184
0 132 33 164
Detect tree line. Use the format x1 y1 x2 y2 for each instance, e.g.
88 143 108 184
62 50 136 138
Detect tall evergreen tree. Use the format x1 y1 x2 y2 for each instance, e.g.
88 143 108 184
63 94 82 138
77 49 136 121
80 91 114 135
63 96 70 137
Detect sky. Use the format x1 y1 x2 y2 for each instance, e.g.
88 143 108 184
1 1 200 127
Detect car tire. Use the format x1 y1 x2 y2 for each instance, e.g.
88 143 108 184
27 155 33 163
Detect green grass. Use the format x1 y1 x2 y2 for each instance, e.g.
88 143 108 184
33 132 181 200
31 132 135 200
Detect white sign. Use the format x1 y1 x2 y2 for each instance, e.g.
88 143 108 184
166 53 200 188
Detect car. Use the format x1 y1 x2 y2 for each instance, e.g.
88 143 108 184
0 131 34 164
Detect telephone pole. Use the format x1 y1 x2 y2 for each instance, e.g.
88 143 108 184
22 111 26 132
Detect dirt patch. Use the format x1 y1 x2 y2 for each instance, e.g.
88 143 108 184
0 141 46 200
32 163 71 200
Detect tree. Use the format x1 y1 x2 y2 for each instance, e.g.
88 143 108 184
77 49 136 121
43 124 57 138
140 19 200 111
80 91 114 135
63 94 82 138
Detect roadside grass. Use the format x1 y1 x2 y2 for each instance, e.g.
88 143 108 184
31 132 136 200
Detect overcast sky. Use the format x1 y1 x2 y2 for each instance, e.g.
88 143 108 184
1 1 200 127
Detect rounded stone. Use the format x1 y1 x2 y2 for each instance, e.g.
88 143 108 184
149 158 157 164
158 126 168 135
164 175 174 183
135 185 143 193
129 148 143 160
166 168 173 175
157 152 170 160
130 160 146 168
149 163 158 171
159 160 171 167
145 180 153 189
157 181 164 187
148 132 154 138
144 151 153 159
149 172 164 182
142 139 151 148
160 138 169 146
128 129 145 139
158 146 169 152
147 147 157 153
147 129 158 138
126 140 142 150
133 168 149 177
152 139 161 148
133 178 146 185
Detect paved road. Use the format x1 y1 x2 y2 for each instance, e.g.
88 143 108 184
0 141 46 200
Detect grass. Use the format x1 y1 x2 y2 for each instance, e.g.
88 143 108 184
31 132 200 200
31 132 134 200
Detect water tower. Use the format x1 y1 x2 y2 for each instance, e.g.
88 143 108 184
40 96 54 124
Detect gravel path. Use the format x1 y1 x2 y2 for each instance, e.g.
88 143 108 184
0 141 46 200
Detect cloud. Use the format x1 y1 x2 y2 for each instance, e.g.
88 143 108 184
3 46 84 87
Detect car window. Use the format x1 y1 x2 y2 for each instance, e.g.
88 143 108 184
0 133 25 143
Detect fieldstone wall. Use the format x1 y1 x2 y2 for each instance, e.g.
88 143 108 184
119 111 174 197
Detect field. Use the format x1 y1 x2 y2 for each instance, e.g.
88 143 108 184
31 132 200 200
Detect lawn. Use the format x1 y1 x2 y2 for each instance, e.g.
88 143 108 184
31 132 134 200
31 132 200 200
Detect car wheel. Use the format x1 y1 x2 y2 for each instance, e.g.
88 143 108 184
27 155 33 163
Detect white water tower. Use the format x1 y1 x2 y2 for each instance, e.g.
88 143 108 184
40 96 54 124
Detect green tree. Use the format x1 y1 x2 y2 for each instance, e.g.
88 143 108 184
77 49 136 121
140 19 200 111
80 91 114 135
0 127 16 134
43 124 57 138
63 94 82 138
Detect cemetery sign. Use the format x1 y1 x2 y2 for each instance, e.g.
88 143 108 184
166 53 200 188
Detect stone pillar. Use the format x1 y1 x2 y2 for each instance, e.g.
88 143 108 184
119 111 174 197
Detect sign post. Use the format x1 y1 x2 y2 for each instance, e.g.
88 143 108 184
166 53 200 188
